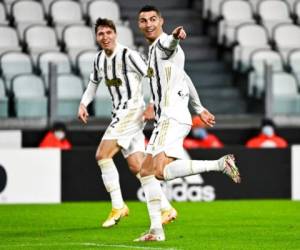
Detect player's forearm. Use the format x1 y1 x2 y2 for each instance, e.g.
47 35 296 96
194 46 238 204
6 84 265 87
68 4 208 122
185 72 205 114
80 81 97 107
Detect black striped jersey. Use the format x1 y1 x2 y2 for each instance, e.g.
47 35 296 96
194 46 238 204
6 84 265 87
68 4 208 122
88 44 147 111
147 33 192 125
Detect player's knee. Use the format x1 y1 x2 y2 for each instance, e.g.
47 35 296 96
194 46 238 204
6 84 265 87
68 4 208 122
128 162 140 175
155 165 165 180
96 151 109 161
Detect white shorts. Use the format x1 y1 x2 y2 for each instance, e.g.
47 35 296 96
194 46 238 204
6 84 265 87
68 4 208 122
102 107 145 158
146 118 191 159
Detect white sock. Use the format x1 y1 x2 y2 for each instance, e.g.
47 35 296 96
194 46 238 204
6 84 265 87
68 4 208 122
140 175 163 230
136 173 171 211
163 159 221 181
98 159 124 209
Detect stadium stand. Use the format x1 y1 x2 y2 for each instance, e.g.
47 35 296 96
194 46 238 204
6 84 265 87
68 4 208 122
288 49 300 84
76 49 95 85
24 25 60 64
0 51 34 92
257 0 292 38
218 0 255 47
12 74 47 117
56 73 84 117
49 0 85 41
11 0 47 41
0 77 8 117
248 49 284 98
37 51 72 88
0 2 9 25
0 26 22 56
62 24 97 65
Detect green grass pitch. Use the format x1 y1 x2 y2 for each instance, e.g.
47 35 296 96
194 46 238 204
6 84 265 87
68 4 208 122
1 200 300 250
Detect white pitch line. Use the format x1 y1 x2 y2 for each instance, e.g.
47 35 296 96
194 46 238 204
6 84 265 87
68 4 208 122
0 242 180 250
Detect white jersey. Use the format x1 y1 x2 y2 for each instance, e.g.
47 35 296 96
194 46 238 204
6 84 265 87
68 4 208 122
147 33 195 125
81 43 147 113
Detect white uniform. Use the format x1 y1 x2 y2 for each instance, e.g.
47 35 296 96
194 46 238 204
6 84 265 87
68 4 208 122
80 43 148 157
145 33 204 159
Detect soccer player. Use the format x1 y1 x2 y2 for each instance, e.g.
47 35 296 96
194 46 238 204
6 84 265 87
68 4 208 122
77 18 176 228
135 6 241 241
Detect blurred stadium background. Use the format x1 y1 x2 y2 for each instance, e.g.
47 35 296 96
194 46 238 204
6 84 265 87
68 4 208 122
0 0 300 249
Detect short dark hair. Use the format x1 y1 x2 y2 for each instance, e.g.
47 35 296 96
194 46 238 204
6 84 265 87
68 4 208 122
138 5 161 16
94 18 116 34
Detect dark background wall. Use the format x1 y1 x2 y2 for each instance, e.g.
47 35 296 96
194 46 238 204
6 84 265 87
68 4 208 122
61 148 291 201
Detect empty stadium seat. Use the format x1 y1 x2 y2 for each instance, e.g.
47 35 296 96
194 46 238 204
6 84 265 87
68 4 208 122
50 0 85 41
288 49 300 84
87 0 121 25
258 0 292 38
11 0 46 40
116 24 135 49
0 77 8 117
24 25 60 64
295 0 300 24
37 51 72 88
63 24 97 65
273 23 300 62
233 23 270 72
207 0 224 22
272 72 300 114
218 0 255 47
57 73 83 117
248 49 284 98
0 2 9 25
0 51 33 92
12 74 47 117
0 26 22 56
76 49 95 85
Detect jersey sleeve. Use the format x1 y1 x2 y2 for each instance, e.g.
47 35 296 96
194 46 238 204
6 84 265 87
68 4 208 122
80 81 98 107
89 51 103 84
157 35 180 59
184 71 205 114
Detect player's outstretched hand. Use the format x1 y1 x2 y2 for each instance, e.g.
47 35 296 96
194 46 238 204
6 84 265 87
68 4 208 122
143 103 155 121
78 103 89 124
199 109 215 128
172 26 186 40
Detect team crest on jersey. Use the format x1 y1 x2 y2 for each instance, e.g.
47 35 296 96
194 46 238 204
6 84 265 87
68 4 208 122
147 67 154 78
106 78 122 87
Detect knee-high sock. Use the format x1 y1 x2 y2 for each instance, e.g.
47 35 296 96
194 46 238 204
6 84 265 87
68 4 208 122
98 159 124 209
140 175 162 230
136 173 171 211
163 159 221 181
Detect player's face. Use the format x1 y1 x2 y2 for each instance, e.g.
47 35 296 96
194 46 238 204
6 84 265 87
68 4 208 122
96 26 117 55
138 10 164 43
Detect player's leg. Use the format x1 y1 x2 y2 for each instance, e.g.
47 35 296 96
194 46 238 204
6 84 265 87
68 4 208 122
134 153 165 241
125 151 177 225
96 139 128 228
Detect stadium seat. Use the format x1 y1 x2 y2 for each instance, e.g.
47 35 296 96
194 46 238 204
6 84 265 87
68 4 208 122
218 0 255 47
62 24 97 65
116 24 135 49
79 0 116 16
0 77 8 117
57 73 83 117
207 0 224 22
50 0 85 41
272 72 300 114
258 0 292 38
87 0 121 25
11 0 47 40
76 49 95 85
273 23 300 62
295 0 300 24
0 26 22 56
248 49 284 98
0 51 34 92
248 0 261 14
233 23 270 72
0 2 9 25
12 74 47 117
41 0 55 16
288 49 300 85
3 0 17 14
94 82 112 117
24 25 60 64
285 0 298 14
37 51 72 88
